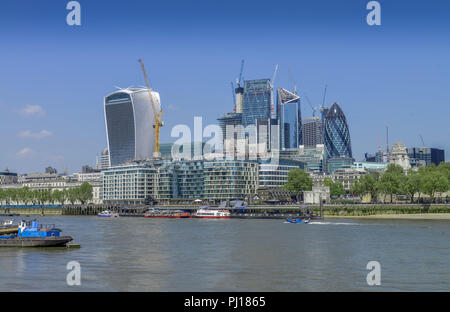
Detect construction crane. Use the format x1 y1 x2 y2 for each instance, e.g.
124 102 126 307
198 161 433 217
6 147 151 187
236 59 245 87
270 64 279 118
419 135 425 147
304 94 318 117
138 58 163 157
231 81 236 109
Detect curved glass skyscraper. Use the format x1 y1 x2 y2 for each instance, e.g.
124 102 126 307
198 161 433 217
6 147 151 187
104 88 161 166
323 102 352 159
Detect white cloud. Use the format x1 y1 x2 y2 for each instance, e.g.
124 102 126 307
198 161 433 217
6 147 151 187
19 105 45 117
17 148 33 157
18 129 53 139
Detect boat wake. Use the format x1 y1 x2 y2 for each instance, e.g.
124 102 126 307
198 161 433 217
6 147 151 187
307 221 360 226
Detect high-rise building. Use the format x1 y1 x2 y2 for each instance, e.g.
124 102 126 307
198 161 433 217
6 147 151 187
277 88 302 150
407 147 445 167
104 88 161 166
323 102 352 159
302 117 323 148
100 148 110 169
242 79 272 127
217 112 243 143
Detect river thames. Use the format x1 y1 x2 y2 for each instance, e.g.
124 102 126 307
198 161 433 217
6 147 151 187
0 216 449 291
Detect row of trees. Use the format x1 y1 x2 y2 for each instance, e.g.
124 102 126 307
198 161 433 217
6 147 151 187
351 162 450 203
0 182 93 205
282 162 450 203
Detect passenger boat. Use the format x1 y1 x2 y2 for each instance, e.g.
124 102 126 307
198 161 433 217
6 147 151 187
98 210 119 217
286 218 310 224
144 209 191 218
0 220 73 247
194 208 231 219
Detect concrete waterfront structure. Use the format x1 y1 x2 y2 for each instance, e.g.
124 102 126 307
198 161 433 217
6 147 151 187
277 88 302 150
104 88 161 166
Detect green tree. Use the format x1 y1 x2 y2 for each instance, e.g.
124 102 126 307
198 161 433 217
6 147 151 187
323 178 345 198
282 169 312 201
420 165 448 202
77 182 93 205
403 169 421 203
379 164 405 203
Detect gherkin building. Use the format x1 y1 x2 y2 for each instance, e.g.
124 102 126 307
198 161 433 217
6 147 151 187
323 102 352 159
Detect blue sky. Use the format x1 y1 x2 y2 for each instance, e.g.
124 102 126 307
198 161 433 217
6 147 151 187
0 0 449 174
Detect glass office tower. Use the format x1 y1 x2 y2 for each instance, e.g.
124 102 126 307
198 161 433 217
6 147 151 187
277 87 302 150
104 88 161 166
323 102 352 159
242 79 272 127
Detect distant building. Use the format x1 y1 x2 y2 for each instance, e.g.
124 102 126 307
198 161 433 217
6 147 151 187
242 79 272 127
407 147 445 167
323 102 352 160
104 88 161 166
277 88 302 150
333 168 367 192
326 156 354 175
302 116 323 148
81 165 100 174
352 161 388 172
100 148 110 169
0 169 18 185
45 167 58 174
304 186 330 204
258 158 305 189
217 112 243 145
390 142 411 171
293 145 325 173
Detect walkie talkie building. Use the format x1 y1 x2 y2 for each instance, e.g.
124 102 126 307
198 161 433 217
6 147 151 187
104 88 161 166
323 102 352 159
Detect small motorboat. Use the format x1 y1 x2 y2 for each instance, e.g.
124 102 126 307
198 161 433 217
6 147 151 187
97 210 119 217
286 218 310 224
0 220 73 247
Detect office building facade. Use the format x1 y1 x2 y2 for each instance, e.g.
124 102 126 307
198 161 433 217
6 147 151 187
277 88 302 150
104 88 161 166
407 147 445 167
302 117 323 148
323 102 352 160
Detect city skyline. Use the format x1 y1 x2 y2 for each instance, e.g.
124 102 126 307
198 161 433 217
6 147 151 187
1 0 449 174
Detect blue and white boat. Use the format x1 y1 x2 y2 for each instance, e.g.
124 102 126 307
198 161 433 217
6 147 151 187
286 218 310 224
0 220 73 247
97 210 119 217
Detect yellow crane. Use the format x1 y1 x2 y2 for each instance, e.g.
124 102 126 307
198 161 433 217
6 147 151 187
138 58 163 157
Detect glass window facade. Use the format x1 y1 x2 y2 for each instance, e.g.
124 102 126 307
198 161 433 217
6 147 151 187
277 88 302 150
323 103 352 159
242 79 272 127
104 92 135 166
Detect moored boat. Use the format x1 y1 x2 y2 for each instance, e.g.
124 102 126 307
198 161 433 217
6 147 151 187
0 220 73 247
98 210 119 217
144 209 191 218
194 208 231 219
